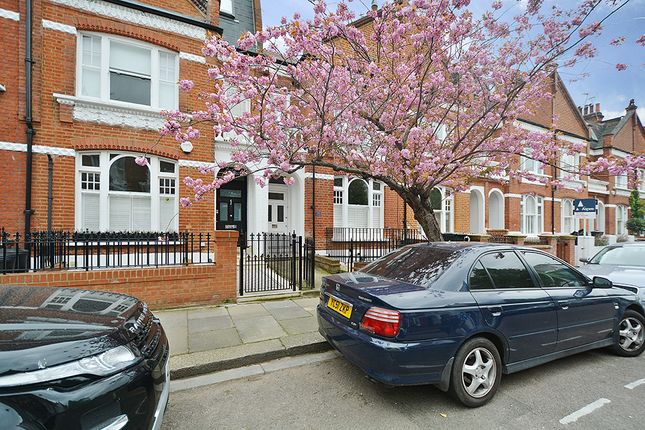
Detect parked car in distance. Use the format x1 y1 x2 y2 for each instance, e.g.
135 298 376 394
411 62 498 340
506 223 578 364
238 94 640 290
0 286 169 429
578 243 645 287
317 243 645 407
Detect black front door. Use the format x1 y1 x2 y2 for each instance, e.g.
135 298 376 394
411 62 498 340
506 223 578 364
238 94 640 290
216 177 247 232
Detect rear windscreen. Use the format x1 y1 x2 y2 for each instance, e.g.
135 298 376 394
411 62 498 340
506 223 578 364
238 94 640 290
362 246 459 287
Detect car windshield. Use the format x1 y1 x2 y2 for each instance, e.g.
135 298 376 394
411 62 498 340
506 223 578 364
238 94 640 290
362 246 460 287
589 246 645 266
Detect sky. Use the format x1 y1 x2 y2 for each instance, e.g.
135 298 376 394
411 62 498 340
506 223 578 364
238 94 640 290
260 0 644 122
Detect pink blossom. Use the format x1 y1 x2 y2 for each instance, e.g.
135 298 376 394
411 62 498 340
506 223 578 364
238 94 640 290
180 197 192 208
135 156 149 167
609 36 625 46
179 80 194 92
283 177 296 186
615 63 628 71
637 35 645 46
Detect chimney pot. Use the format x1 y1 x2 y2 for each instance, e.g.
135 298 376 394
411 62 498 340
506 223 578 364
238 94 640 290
595 103 600 113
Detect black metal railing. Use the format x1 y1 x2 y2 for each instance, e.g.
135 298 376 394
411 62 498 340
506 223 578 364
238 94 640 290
238 232 315 296
324 227 427 271
1 229 213 274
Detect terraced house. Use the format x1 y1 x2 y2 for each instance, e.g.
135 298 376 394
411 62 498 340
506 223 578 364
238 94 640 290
0 0 260 237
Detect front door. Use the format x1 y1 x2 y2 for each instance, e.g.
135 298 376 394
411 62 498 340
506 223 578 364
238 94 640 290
216 177 247 232
267 185 288 234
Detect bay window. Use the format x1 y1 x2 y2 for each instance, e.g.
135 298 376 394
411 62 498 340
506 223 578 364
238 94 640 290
77 33 178 110
520 195 543 235
333 176 383 230
77 152 178 232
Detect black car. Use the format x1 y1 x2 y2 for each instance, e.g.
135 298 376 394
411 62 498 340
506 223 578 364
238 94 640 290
0 286 169 430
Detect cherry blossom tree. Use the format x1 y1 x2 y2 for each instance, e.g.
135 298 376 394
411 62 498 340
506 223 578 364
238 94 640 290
167 0 644 241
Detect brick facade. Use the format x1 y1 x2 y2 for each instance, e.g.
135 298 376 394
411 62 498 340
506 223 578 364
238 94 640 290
0 0 261 237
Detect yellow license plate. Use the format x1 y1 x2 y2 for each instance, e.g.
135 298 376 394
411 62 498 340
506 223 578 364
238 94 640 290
327 295 352 319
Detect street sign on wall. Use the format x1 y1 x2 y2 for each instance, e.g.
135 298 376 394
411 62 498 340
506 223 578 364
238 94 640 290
573 198 597 219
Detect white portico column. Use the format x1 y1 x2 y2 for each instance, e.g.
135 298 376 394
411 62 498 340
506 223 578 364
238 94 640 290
246 172 269 236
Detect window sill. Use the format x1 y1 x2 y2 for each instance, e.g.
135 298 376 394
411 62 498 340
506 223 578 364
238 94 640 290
219 11 236 20
53 93 174 131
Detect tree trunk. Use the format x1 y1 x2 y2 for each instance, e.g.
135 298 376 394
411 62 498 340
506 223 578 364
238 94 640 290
409 198 443 242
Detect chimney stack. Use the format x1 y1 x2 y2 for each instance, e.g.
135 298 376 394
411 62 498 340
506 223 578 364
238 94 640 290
582 100 604 124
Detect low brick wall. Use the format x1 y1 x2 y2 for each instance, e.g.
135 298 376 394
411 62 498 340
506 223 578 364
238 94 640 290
0 231 239 310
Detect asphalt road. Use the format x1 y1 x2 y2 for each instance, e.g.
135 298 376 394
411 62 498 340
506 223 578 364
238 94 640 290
162 348 645 430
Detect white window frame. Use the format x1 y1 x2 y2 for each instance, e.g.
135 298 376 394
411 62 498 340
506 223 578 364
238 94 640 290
639 169 645 193
615 174 628 190
332 176 384 230
520 195 544 235
520 149 544 176
430 187 454 234
616 205 628 235
560 151 580 180
75 151 179 232
220 0 233 14
76 32 179 110
561 199 575 234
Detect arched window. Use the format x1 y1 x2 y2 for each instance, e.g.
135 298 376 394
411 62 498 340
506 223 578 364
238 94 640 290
78 152 177 232
521 195 543 235
333 176 383 230
428 188 453 233
561 199 575 234
348 179 369 205
616 205 628 235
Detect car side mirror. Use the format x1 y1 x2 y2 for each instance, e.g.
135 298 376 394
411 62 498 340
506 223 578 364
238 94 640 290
592 276 613 289
579 257 589 264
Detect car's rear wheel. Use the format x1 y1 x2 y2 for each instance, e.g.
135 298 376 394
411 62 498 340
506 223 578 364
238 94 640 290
613 310 645 357
449 337 502 407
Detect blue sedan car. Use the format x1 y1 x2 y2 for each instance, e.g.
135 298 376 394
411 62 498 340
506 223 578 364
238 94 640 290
317 243 645 407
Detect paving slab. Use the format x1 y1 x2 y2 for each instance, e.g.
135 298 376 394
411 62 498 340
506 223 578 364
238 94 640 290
264 304 312 321
226 303 271 321
187 306 228 319
292 297 320 314
189 328 242 353
278 316 319 335
188 315 233 334
234 315 287 343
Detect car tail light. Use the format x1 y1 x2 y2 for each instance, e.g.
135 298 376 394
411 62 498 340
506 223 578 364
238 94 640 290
360 307 401 338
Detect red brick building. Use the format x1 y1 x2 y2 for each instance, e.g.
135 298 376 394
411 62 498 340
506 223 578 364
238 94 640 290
0 0 261 237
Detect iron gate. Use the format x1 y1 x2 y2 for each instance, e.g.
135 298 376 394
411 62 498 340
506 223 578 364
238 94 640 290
238 232 315 296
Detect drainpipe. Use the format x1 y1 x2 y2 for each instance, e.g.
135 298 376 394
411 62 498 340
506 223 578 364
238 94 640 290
47 155 53 235
24 0 35 237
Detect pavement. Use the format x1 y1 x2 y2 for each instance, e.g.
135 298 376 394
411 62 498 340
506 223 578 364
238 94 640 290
155 295 331 379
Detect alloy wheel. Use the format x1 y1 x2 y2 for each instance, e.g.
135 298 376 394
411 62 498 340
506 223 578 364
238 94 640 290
619 317 644 352
461 347 497 398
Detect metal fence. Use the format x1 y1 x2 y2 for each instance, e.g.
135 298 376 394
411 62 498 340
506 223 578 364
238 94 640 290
238 232 315 296
0 229 213 274
324 227 427 271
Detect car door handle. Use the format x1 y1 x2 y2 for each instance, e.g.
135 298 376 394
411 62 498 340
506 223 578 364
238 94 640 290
558 301 569 310
488 306 502 317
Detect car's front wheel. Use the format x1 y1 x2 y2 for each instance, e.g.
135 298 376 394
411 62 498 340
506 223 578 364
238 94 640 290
449 337 502 407
613 310 645 357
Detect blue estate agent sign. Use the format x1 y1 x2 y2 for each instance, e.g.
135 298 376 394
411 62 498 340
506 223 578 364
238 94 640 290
573 198 597 218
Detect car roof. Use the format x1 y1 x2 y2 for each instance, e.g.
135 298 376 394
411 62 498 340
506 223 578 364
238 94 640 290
604 243 645 248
